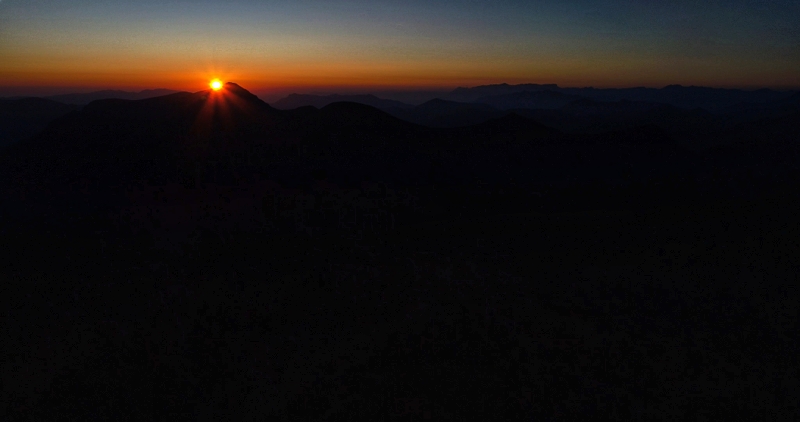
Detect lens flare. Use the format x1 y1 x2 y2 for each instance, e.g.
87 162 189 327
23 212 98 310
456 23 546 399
210 79 223 90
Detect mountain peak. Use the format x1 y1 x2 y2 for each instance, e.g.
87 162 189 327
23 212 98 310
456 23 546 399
222 82 254 96
216 82 272 109
223 81 246 90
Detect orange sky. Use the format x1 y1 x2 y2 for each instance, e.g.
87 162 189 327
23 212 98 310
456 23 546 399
5 51 797 96
2 0 798 96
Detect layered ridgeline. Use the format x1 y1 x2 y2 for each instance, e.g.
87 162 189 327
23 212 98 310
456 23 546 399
44 89 180 105
0 83 800 219
2 82 798 243
446 83 796 110
1 82 702 237
272 84 800 137
0 98 79 148
0 88 179 147
3 83 799 421
272 93 413 111
3 83 796 149
270 83 798 112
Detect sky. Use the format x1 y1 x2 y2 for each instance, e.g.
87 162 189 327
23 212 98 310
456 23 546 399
1 0 799 96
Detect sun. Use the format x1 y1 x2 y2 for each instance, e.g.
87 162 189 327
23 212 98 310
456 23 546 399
210 79 223 91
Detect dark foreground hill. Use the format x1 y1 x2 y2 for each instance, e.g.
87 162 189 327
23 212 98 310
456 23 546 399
383 98 506 128
0 83 698 231
2 83 799 420
475 90 583 110
0 98 79 147
0 89 196 148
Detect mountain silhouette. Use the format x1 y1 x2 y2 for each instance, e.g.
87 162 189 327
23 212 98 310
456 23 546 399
272 93 413 110
44 88 180 105
0 84 286 194
448 83 796 111
718 90 800 122
0 82 702 206
448 83 560 102
475 90 583 110
501 99 715 140
0 98 79 147
5 82 800 422
313 101 414 130
384 98 505 128
2 81 797 231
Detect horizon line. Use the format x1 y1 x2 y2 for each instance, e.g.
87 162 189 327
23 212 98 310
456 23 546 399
2 82 799 99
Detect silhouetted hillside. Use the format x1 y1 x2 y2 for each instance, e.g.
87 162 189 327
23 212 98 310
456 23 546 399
272 93 413 110
449 83 796 111
3 82 800 421
313 101 415 131
44 88 180 105
717 90 800 121
461 112 558 135
646 85 792 110
3 82 795 236
384 98 505 128
274 94 507 128
448 83 560 102
475 90 583 110
703 109 800 153
0 98 79 147
0 84 286 194
565 99 717 132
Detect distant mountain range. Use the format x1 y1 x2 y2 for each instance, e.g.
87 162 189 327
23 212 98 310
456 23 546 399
0 82 687 201
1 80 799 293
446 83 796 111
448 83 561 102
5 82 797 203
272 94 413 111
1 83 797 150
43 89 180 105
268 84 799 137
6 83 796 110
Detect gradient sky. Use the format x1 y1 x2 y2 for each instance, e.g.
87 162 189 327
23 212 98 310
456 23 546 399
1 0 799 96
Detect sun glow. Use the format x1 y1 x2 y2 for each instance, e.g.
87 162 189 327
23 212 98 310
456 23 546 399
210 79 223 91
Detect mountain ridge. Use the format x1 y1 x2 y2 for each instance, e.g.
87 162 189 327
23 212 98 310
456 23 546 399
272 93 413 110
43 88 180 105
447 83 796 110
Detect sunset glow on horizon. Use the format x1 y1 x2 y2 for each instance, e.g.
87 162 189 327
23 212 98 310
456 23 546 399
1 1 799 96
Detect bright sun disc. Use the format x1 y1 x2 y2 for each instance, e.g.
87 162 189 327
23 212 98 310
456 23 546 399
210 79 223 90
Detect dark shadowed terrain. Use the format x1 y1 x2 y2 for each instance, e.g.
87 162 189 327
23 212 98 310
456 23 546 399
2 82 799 420
0 98 79 148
